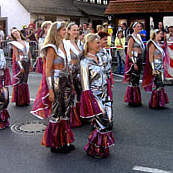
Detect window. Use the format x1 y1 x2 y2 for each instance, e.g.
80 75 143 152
90 0 95 3
103 0 108 5
97 0 102 4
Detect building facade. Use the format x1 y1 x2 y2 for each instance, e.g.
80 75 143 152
0 0 109 37
0 0 30 36
105 0 173 37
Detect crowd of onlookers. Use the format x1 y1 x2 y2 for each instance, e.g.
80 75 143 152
0 20 173 75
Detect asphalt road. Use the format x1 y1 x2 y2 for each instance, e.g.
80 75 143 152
0 72 173 173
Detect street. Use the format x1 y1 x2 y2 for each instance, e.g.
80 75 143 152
0 72 173 173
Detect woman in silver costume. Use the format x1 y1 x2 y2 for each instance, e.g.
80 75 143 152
143 30 169 108
124 22 145 106
65 22 83 128
0 48 11 129
97 31 113 101
80 33 115 158
41 21 75 153
10 28 32 106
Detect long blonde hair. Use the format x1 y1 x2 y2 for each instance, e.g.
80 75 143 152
83 33 100 55
43 21 66 48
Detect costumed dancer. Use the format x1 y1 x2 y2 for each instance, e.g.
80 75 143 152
80 33 115 158
34 21 52 73
65 22 83 128
10 28 32 106
124 22 145 106
142 29 169 109
97 31 113 102
0 48 11 129
164 26 173 81
40 21 75 153
77 30 84 51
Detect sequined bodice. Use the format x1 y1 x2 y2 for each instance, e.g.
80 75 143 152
82 57 107 91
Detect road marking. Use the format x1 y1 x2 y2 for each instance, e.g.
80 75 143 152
9 96 35 102
114 79 123 82
132 166 172 173
113 73 124 78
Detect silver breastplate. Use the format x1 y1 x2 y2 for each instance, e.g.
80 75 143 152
154 58 163 71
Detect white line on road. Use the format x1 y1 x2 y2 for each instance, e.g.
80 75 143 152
113 73 124 78
114 79 123 82
132 166 173 173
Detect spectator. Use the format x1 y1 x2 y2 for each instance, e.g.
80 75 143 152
26 24 37 41
120 22 130 39
103 22 108 33
79 24 83 31
21 25 28 37
167 26 173 41
139 23 147 42
96 25 103 33
83 23 89 35
157 21 167 42
114 30 126 74
88 22 95 33
77 30 84 51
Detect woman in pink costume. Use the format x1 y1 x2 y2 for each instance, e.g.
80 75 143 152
142 29 169 109
35 21 75 153
124 22 145 106
65 22 83 128
10 28 32 106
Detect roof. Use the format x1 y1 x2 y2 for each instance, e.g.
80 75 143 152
18 0 107 18
18 0 83 17
105 0 173 14
74 1 107 17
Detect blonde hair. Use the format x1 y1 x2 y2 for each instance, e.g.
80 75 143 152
150 29 161 40
43 21 66 48
65 22 78 40
83 33 100 55
41 21 52 30
96 25 103 32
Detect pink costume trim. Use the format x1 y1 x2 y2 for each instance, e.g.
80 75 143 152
0 109 10 129
80 90 102 119
124 85 142 105
35 56 43 74
41 120 74 148
70 102 82 128
31 60 51 119
4 68 11 87
84 129 115 158
107 78 113 101
149 88 169 109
